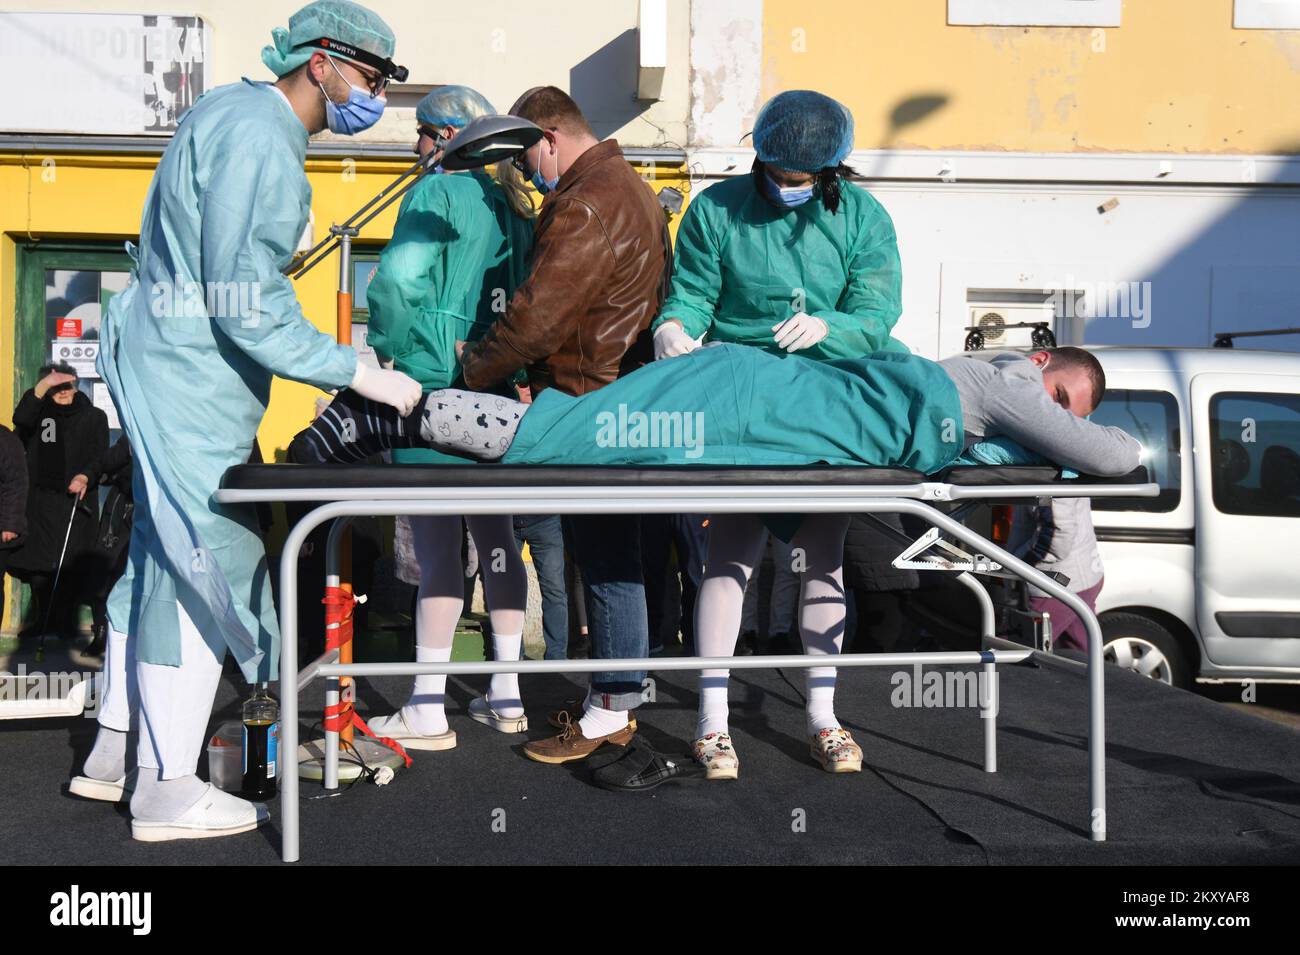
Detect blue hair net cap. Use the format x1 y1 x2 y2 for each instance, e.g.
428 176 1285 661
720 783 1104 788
752 90 855 173
416 86 497 130
262 0 397 78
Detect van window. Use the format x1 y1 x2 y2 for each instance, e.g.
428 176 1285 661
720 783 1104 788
1209 393 1300 518
1089 390 1181 512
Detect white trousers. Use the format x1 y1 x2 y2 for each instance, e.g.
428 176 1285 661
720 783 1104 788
98 603 225 779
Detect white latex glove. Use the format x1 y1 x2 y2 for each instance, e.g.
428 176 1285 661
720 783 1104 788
350 362 421 417
772 312 828 353
653 321 701 360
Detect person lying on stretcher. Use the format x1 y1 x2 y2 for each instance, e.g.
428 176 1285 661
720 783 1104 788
289 341 1139 779
289 342 1141 479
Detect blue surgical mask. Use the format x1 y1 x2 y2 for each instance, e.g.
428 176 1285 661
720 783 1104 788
530 139 561 194
531 169 560 194
319 57 386 136
762 171 814 208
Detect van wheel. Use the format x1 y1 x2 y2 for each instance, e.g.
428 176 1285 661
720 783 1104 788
1100 613 1189 688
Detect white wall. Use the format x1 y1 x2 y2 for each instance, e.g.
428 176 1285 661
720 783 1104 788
885 181 1300 358
688 0 762 149
0 0 693 146
687 149 1300 359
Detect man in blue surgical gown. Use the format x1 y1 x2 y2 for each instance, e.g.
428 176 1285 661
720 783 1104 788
70 0 421 842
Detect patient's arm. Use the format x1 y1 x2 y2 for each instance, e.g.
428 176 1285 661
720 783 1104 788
984 376 1142 476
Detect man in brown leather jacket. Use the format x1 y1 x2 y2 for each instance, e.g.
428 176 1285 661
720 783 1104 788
459 86 671 763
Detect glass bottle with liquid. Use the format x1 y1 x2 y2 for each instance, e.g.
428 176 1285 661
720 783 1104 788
241 682 279 800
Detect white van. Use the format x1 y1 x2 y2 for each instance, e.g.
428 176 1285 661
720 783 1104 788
1081 346 1300 688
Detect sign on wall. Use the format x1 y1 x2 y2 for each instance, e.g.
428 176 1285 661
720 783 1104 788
1234 0 1300 29
45 268 128 428
0 13 207 135
947 0 1122 27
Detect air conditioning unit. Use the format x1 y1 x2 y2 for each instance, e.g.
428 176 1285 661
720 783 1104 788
965 301 1059 351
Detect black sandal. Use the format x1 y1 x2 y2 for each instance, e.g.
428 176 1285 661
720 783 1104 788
587 734 701 792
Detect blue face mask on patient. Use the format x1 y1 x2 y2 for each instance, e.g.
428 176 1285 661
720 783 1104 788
762 171 814 208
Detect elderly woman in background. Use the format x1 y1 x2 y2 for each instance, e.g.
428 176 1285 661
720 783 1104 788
9 363 108 645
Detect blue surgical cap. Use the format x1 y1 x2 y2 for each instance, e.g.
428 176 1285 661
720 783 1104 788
262 0 397 78
416 86 496 130
752 90 855 173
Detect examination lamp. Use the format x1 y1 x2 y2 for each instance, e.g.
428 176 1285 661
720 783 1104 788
289 114 543 283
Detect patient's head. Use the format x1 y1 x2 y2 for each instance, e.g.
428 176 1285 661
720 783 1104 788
1028 347 1106 417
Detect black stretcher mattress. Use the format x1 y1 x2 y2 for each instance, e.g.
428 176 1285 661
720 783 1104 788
221 463 1150 491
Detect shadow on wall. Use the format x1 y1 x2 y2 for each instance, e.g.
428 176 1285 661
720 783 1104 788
856 94 949 179
889 95 948 136
569 29 653 140
1085 140 1300 354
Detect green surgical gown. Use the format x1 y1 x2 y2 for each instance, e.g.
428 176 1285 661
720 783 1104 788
365 169 532 389
365 169 533 464
651 175 906 358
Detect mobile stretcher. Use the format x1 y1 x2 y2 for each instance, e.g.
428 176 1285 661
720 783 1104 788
215 462 1157 862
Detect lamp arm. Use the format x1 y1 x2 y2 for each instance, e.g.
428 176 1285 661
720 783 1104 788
288 149 439 280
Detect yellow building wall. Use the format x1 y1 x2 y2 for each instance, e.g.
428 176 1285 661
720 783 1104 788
0 151 686 460
0 146 681 633
761 0 1300 154
0 153 404 453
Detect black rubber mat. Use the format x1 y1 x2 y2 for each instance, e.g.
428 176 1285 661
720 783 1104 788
1 649 1295 865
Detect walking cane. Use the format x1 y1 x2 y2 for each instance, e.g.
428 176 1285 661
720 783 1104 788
36 496 80 664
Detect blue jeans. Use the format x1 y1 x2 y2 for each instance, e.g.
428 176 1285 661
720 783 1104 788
562 514 647 710
513 514 569 660
641 513 709 653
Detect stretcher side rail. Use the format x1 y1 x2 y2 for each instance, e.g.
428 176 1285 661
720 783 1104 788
213 463 1156 863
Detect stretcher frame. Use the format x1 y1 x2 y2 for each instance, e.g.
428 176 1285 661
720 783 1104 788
215 471 1157 863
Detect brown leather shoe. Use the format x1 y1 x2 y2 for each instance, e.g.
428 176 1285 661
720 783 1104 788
547 703 638 734
525 711 636 764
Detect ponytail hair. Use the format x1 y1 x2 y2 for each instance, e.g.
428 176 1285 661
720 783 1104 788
493 160 537 221
817 163 856 215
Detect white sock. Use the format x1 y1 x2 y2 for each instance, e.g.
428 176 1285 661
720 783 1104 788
401 643 453 735
696 673 730 738
82 726 128 781
486 631 524 718
129 767 209 822
579 698 629 739
806 667 839 734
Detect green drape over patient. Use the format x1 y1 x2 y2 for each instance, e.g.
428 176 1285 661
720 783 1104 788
502 344 962 472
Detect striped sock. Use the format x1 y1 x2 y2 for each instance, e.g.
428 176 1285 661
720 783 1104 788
288 388 422 464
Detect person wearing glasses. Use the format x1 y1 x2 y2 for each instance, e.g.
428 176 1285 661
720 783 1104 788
351 86 537 749
72 0 421 843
